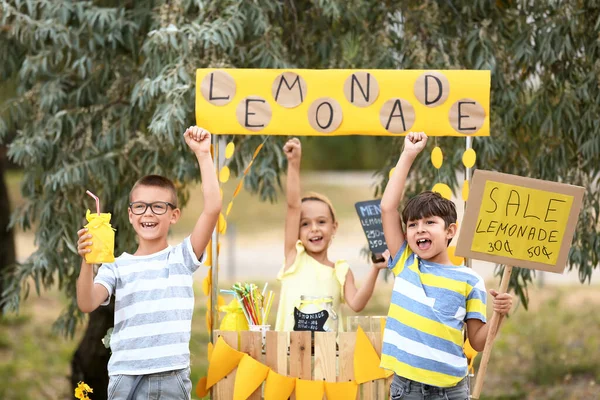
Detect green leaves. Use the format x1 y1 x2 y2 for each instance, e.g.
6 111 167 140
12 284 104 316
1 0 599 333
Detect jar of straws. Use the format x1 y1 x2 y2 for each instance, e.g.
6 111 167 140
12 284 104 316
221 282 274 346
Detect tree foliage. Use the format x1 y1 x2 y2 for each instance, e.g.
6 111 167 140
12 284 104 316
0 0 397 336
374 0 600 304
1 0 599 341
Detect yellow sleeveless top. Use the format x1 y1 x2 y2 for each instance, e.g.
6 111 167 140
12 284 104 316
275 241 349 332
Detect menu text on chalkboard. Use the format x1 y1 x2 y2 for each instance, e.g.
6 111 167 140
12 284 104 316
355 199 387 256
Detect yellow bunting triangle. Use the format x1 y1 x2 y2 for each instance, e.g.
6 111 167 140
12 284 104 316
205 309 211 334
462 148 476 168
225 142 235 159
431 146 443 169
388 167 395 179
353 326 387 384
324 381 358 400
196 376 208 398
233 354 270 400
447 246 464 266
206 336 245 389
462 180 470 202
219 166 230 183
206 240 212 267
295 378 324 400
226 202 233 217
243 160 253 175
218 213 227 235
432 183 452 200
233 180 244 198
264 370 296 400
202 270 211 296
464 338 478 374
253 143 264 158
207 342 213 361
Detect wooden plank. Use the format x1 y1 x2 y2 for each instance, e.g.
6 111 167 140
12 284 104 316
289 331 312 379
337 332 355 383
369 331 386 400
289 331 311 400
359 332 378 400
265 330 288 375
213 330 238 400
314 332 336 383
241 331 263 400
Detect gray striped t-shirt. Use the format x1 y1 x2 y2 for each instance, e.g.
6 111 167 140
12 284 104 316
94 236 205 376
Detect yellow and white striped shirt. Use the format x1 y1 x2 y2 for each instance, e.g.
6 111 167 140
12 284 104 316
380 242 487 387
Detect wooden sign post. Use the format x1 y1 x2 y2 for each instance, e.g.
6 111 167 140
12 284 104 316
456 170 584 399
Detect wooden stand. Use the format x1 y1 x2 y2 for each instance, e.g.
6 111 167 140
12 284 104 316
211 330 387 399
471 265 513 399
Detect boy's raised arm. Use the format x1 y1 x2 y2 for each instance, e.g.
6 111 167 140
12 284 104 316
381 132 428 257
184 127 222 260
283 138 302 269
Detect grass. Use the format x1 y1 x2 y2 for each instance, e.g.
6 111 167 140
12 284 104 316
0 288 83 400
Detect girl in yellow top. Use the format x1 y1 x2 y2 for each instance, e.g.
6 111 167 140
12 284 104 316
275 138 389 332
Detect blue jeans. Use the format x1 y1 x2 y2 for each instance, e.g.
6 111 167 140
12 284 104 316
108 367 192 400
390 375 470 400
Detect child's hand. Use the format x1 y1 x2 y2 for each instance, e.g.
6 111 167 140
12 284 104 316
403 131 428 155
77 228 92 258
490 289 513 316
184 126 211 155
283 138 301 167
372 249 391 270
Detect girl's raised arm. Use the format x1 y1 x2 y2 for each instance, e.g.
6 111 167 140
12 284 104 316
283 138 302 269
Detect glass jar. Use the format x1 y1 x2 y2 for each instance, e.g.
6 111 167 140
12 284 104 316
297 295 338 332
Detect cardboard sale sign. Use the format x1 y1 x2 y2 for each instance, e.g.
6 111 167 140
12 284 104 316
456 170 584 273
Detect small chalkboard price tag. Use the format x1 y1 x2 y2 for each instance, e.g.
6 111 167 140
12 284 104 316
355 199 387 257
293 307 329 332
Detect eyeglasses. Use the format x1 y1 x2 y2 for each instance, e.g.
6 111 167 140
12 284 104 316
129 201 176 215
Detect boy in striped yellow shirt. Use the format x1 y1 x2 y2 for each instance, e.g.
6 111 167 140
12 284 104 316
380 132 513 399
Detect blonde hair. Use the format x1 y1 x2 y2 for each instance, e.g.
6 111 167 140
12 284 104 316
301 192 337 222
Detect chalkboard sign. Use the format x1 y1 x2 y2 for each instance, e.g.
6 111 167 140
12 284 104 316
355 199 387 257
293 307 329 332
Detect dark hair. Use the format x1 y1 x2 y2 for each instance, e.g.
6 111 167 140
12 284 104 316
402 191 457 245
130 175 178 207
301 192 336 222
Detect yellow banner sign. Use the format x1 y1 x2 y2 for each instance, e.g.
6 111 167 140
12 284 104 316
195 69 490 136
456 170 584 273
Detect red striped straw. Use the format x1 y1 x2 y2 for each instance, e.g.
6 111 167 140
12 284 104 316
86 190 100 215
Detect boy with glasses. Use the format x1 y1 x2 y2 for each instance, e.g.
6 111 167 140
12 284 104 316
76 126 221 400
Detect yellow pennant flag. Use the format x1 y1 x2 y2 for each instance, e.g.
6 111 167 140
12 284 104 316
295 378 324 400
195 376 208 398
233 354 270 400
353 326 390 384
206 337 245 388
207 342 213 361
264 370 296 400
324 381 358 400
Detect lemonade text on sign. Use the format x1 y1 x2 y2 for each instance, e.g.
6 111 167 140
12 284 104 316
472 181 573 265
196 69 490 136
